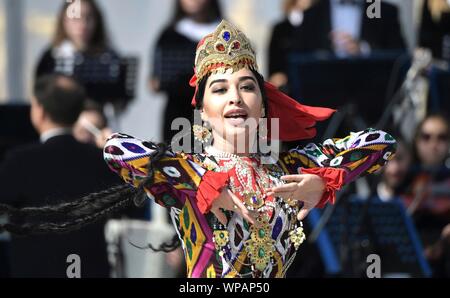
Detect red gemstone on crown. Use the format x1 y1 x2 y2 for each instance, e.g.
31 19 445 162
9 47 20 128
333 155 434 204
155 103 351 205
232 41 241 50
216 44 225 52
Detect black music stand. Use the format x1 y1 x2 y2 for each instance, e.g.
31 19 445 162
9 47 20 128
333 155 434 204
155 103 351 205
307 196 432 277
288 51 406 139
73 55 139 108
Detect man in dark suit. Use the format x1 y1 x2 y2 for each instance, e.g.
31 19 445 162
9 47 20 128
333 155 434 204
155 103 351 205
0 74 122 277
304 0 406 55
269 0 407 86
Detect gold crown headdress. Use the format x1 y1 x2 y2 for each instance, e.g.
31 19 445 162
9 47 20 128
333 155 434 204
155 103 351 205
189 20 336 142
192 20 259 84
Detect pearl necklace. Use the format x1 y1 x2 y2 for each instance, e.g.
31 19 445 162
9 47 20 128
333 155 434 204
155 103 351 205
204 146 258 159
205 146 270 211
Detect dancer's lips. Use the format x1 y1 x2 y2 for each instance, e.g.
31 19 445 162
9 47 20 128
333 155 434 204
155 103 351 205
224 109 248 119
224 108 248 126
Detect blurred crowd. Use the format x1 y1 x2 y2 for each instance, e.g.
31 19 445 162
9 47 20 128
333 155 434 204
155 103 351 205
0 0 449 278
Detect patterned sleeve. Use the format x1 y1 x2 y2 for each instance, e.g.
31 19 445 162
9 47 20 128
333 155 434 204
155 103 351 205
103 133 229 213
279 128 397 206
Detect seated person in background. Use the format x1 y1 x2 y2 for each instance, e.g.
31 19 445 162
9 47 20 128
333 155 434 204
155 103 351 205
419 0 450 60
403 113 450 276
74 101 112 148
404 113 450 217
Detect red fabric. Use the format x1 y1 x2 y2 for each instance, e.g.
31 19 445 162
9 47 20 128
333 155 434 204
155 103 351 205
195 171 230 214
190 74 336 141
300 167 346 208
190 72 199 107
264 82 336 141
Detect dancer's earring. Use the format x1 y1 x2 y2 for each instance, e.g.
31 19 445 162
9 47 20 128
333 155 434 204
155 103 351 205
193 122 212 144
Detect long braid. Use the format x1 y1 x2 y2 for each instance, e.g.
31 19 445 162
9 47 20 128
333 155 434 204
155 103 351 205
0 185 137 235
3 191 134 235
0 184 132 219
0 142 172 238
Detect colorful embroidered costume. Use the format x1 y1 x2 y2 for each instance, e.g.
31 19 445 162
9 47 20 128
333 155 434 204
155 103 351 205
103 20 396 278
104 129 395 277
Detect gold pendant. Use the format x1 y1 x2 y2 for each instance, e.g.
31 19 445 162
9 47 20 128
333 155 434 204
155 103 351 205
213 230 229 251
242 190 265 210
289 227 306 250
244 216 275 271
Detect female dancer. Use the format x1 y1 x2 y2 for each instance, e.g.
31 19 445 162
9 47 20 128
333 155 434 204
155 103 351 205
1 20 396 278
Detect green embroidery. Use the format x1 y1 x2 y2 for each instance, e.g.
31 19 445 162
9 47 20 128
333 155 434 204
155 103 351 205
162 194 176 206
243 220 249 231
181 183 194 190
385 133 394 141
183 207 190 229
186 239 193 260
306 149 322 158
350 151 363 162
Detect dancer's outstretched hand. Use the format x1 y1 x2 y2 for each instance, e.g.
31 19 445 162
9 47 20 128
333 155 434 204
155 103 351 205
265 174 325 221
211 188 257 226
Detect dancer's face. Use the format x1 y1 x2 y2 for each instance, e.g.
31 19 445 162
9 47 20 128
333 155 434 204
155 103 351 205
201 68 264 149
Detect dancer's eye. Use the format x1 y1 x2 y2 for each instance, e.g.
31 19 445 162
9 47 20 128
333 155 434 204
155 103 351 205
240 84 255 91
212 88 227 94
